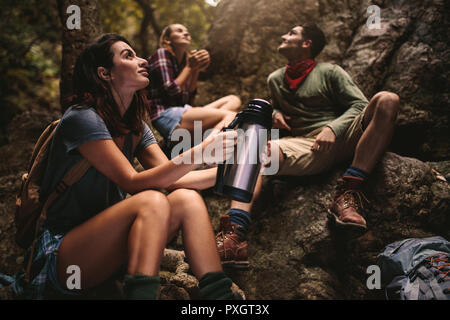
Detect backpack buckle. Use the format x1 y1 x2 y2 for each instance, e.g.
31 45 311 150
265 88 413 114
55 181 69 194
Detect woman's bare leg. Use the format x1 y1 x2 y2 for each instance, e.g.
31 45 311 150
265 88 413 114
179 107 236 132
166 188 222 280
56 190 171 290
203 95 242 112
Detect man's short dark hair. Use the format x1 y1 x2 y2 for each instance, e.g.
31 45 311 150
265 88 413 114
299 23 326 58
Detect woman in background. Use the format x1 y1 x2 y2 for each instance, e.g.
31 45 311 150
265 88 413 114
147 23 241 148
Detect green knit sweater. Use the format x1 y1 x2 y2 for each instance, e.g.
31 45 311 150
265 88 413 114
267 62 369 139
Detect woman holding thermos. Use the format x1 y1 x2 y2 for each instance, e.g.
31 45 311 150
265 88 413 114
17 33 239 300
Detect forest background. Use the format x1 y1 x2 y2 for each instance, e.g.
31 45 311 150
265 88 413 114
0 0 219 145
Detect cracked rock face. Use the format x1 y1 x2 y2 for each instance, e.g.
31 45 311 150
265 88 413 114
201 153 449 299
199 0 449 161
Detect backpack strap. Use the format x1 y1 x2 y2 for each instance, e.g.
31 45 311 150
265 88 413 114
25 158 91 283
40 158 92 222
419 265 447 300
403 277 420 300
27 120 60 172
408 265 448 300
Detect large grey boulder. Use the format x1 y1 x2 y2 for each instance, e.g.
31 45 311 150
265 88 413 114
201 152 449 299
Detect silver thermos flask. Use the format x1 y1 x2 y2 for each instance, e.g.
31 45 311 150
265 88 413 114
215 99 273 203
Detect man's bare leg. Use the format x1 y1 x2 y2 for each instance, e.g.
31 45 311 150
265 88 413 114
329 91 400 231
352 91 400 173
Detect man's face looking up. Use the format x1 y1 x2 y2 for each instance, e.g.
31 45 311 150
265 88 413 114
278 26 311 60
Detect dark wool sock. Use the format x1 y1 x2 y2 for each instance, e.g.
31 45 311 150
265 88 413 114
343 165 368 181
123 274 160 300
227 208 251 236
198 272 234 300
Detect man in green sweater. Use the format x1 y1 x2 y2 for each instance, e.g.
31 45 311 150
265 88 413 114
268 22 400 234
215 23 400 268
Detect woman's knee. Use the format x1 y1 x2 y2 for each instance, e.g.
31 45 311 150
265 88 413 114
133 190 171 223
169 188 203 207
168 188 207 219
224 95 242 110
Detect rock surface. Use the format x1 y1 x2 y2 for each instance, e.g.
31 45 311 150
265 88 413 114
202 152 449 299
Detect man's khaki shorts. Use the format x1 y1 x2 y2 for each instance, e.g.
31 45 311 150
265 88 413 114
273 110 366 176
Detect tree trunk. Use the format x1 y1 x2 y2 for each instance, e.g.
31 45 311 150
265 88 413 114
57 0 102 112
135 0 161 58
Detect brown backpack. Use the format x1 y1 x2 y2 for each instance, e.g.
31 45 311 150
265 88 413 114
15 119 90 281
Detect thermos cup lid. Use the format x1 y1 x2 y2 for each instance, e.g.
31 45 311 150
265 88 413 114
241 99 273 129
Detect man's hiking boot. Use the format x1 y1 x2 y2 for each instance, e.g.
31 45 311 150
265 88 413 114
216 216 249 270
327 177 369 236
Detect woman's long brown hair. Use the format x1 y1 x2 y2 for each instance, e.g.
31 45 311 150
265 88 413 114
71 33 148 137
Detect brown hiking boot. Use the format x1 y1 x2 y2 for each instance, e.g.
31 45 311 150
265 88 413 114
328 177 369 236
216 216 249 270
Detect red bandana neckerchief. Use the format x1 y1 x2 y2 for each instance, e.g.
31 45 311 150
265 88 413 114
284 59 317 91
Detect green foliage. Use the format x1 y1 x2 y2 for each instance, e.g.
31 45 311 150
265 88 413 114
98 0 142 40
0 0 61 144
153 0 214 49
98 0 215 56
1 0 217 145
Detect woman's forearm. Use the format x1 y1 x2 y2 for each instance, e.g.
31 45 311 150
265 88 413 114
127 143 205 193
175 65 195 90
127 130 233 194
188 69 199 92
166 167 217 191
